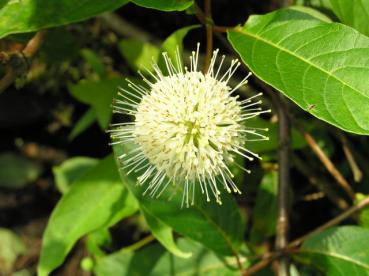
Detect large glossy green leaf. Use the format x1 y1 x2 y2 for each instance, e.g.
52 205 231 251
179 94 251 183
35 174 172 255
95 238 247 276
131 0 193 11
228 8 369 135
0 0 129 39
330 0 369 36
113 144 245 257
37 155 139 276
300 226 369 275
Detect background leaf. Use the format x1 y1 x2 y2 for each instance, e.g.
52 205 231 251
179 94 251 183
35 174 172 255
0 0 129 39
0 228 27 275
228 8 369 135
329 0 369 36
300 226 369 275
37 155 139 276
131 0 193 11
0 152 41 189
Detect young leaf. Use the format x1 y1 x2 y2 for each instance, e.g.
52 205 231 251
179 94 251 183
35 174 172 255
330 0 369 36
228 8 369 135
113 144 245 257
0 0 129 39
37 155 139 276
300 226 369 274
131 0 193 11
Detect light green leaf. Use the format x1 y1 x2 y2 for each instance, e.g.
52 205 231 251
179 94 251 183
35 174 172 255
0 228 26 275
95 238 247 276
69 78 126 129
330 0 369 36
300 226 369 275
0 152 41 189
37 155 139 276
131 0 193 11
142 208 192 258
113 144 245 257
0 0 129 39
118 40 160 72
69 108 96 140
52 156 98 194
228 8 369 135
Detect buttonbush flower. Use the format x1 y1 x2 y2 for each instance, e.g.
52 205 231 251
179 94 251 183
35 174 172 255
110 44 269 207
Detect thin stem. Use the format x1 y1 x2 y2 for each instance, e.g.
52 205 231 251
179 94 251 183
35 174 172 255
275 94 291 276
203 0 213 73
117 235 155 253
288 195 369 248
0 31 45 94
300 128 355 200
242 194 369 275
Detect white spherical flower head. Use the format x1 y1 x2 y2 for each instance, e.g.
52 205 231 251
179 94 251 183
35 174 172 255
110 44 270 207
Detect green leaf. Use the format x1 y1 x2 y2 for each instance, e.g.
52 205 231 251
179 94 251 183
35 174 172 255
113 144 245 257
250 172 278 242
52 156 98 194
0 0 129 39
142 208 191 258
69 78 126 129
131 0 193 11
95 238 247 276
300 226 369 275
118 40 160 72
69 108 96 140
228 8 369 135
37 155 139 276
0 228 27 275
0 152 41 189
330 0 369 36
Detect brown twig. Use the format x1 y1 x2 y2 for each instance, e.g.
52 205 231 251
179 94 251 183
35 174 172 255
243 194 369 275
288 194 369 248
203 0 213 73
299 128 355 200
293 155 349 210
0 31 45 93
338 133 363 183
275 94 291 276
